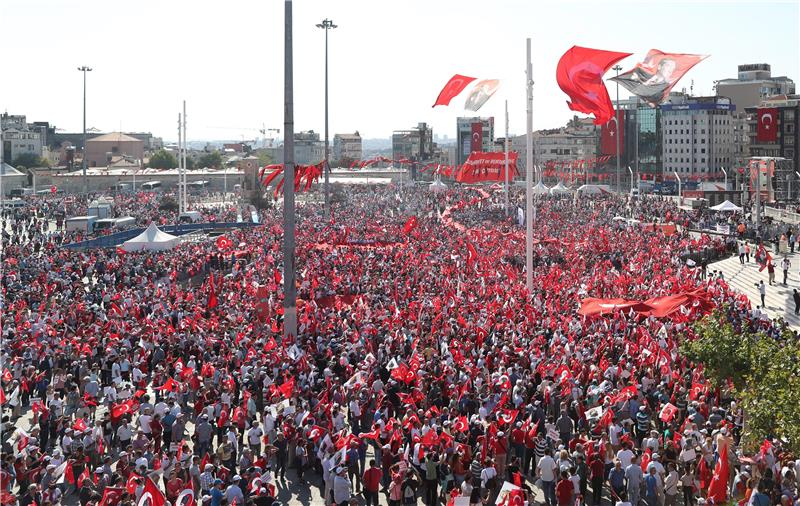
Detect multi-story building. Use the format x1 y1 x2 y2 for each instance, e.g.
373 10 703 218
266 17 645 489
661 94 736 177
716 64 795 110
393 123 434 179
746 94 799 175
455 117 494 166
333 132 362 164
533 117 598 167
615 98 662 180
1 113 44 164
294 130 325 165
85 132 145 167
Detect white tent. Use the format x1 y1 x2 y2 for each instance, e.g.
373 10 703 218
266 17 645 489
550 181 571 194
532 181 550 194
710 200 742 212
429 179 447 193
121 223 179 252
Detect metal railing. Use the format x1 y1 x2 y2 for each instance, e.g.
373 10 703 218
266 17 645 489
63 221 261 249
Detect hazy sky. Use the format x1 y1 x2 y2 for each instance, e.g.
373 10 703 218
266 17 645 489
2 0 798 143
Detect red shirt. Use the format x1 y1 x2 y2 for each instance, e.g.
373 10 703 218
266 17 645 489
511 428 526 445
362 467 383 492
556 479 574 506
590 458 605 480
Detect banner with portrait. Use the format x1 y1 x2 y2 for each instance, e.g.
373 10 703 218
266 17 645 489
609 50 708 106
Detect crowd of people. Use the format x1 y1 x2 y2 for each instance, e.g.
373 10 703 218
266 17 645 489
1 184 799 506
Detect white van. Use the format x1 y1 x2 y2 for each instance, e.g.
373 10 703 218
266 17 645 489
1 199 26 209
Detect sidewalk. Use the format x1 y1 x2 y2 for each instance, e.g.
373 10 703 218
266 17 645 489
709 248 800 330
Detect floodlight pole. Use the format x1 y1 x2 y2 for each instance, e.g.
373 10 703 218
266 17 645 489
525 38 534 293
283 0 297 340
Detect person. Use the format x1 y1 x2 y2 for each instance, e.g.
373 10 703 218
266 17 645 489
401 468 420 506
556 470 574 506
224 475 244 505
757 280 767 307
589 453 605 505
362 459 383 506
643 465 661 506
782 256 791 285
664 462 679 506
793 289 800 315
750 479 771 506
738 242 746 264
626 455 644 506
333 467 352 506
767 261 776 286
209 479 225 506
746 243 751 262
538 448 558 506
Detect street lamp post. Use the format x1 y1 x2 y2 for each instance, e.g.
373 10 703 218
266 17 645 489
283 0 297 340
316 18 337 219
77 66 92 194
613 64 622 193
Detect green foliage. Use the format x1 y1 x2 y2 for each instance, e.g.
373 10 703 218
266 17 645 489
148 149 178 169
256 151 274 167
197 151 223 169
12 152 47 169
681 310 800 453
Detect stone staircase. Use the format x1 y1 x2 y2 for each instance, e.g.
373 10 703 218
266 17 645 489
709 248 800 330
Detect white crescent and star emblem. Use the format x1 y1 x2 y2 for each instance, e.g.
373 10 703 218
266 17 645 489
762 112 773 130
137 492 153 506
176 488 194 506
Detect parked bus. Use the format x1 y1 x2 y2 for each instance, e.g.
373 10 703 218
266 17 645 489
140 181 162 191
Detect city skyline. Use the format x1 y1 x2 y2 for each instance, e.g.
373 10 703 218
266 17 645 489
2 0 798 143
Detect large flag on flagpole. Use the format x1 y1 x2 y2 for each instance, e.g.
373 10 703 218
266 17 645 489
556 46 632 124
609 49 708 106
432 74 477 107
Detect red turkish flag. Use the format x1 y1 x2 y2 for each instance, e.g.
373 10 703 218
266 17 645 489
659 402 679 423
216 236 233 251
556 45 632 125
206 272 218 310
707 445 729 504
432 74 477 107
308 425 327 443
402 216 418 235
111 399 136 422
452 416 469 433
99 487 125 506
471 122 483 153
600 110 625 155
277 378 295 398
139 477 167 506
175 488 195 506
497 409 518 427
757 108 778 142
689 382 707 401
466 242 478 267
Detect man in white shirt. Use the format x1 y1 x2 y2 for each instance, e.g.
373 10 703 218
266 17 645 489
537 448 558 506
617 442 635 468
247 421 263 455
664 462 680 506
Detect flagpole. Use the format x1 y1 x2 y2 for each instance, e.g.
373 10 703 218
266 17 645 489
613 64 622 193
504 99 509 217
525 38 534 293
283 0 297 340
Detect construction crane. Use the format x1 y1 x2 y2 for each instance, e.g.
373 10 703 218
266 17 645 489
259 124 280 148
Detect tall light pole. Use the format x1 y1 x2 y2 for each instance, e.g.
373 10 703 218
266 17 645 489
525 38 534 294
612 64 622 193
504 99 509 216
283 0 297 340
78 66 92 194
316 18 337 219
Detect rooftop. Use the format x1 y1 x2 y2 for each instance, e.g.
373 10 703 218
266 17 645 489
87 132 142 143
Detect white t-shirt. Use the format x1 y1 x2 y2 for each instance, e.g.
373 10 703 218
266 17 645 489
537 455 557 482
138 414 152 434
617 449 634 468
480 467 497 488
247 426 263 445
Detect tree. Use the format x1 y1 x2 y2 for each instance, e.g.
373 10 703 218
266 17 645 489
12 152 47 169
158 196 178 212
148 149 178 169
681 310 800 453
257 151 274 167
197 151 223 169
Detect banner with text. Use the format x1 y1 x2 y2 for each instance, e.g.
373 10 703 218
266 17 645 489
455 151 518 183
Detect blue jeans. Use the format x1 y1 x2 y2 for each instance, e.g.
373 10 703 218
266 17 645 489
542 480 556 506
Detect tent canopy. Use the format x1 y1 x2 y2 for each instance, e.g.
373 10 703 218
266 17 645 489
532 181 550 194
710 200 742 212
121 223 179 252
550 181 571 194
